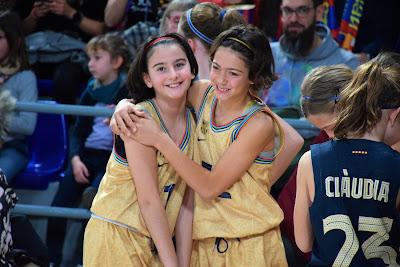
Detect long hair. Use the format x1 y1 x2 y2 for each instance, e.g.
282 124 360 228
334 60 400 138
127 33 198 104
0 11 29 70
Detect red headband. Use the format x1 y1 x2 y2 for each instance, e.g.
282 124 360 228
145 36 175 50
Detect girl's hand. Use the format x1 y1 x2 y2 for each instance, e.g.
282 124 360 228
110 99 146 137
130 115 163 147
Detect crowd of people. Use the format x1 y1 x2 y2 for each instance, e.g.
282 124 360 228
0 0 398 266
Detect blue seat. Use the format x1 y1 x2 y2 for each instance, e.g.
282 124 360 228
37 79 85 97
13 100 69 190
37 79 55 96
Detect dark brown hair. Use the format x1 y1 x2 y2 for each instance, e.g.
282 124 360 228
127 33 198 103
0 11 29 70
209 25 277 93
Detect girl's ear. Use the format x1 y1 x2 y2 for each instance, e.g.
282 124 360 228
187 38 196 52
142 72 153 88
389 107 400 127
112 56 124 70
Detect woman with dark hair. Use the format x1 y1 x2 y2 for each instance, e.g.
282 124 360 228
0 10 37 184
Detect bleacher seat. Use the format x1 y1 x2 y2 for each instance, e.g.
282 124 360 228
37 79 55 96
37 79 85 97
13 100 69 190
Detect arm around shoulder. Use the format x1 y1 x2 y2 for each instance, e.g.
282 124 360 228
154 111 275 200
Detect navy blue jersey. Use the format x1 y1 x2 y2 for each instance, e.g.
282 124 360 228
308 139 400 267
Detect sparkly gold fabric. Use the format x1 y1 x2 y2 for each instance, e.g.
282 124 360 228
84 100 195 266
83 218 162 267
191 230 287 267
191 87 287 266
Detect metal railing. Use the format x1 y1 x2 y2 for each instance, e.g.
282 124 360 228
12 101 317 219
15 101 317 130
13 204 90 220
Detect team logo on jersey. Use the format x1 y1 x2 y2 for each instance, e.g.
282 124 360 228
201 120 209 135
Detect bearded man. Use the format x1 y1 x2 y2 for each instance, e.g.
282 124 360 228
263 0 360 120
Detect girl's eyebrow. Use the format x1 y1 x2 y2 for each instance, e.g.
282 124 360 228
212 61 244 73
151 58 187 68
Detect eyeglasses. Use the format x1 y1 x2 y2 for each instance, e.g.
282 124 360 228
281 5 313 18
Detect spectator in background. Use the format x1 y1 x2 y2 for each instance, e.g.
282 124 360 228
256 0 281 41
196 0 245 7
46 33 130 267
13 0 107 104
118 0 196 58
0 11 37 184
0 0 15 11
263 0 360 121
105 0 162 30
278 64 353 265
331 0 400 62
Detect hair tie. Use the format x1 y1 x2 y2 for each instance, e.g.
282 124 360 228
186 9 213 45
219 9 226 22
227 37 252 52
145 36 175 50
302 95 341 103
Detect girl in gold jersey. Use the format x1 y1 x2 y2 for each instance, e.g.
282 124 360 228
111 25 304 266
83 33 198 267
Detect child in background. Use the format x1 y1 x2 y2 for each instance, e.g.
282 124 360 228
294 58 400 266
84 33 198 267
46 33 130 267
114 25 299 266
278 64 353 265
300 65 353 138
0 11 37 184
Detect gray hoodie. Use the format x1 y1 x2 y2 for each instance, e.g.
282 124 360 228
263 24 360 113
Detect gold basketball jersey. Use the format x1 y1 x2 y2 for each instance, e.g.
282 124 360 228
193 87 285 239
91 99 195 237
